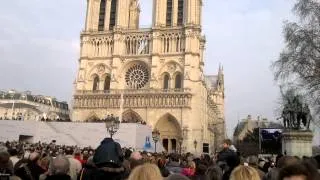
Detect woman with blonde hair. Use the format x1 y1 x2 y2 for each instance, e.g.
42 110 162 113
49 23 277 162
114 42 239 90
229 165 260 180
128 163 163 180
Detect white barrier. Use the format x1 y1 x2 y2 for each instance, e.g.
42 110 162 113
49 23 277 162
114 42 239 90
0 120 164 151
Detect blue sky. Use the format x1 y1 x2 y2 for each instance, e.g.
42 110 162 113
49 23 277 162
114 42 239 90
0 0 296 136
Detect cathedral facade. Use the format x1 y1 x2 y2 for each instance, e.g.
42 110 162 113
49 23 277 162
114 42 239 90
72 0 225 154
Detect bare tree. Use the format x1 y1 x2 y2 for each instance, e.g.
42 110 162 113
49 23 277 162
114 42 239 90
273 0 320 114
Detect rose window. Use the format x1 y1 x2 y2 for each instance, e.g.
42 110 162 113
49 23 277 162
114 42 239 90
125 64 149 89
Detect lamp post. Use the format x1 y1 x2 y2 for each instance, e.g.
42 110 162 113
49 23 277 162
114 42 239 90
178 137 183 154
105 114 120 138
152 129 160 153
194 140 198 153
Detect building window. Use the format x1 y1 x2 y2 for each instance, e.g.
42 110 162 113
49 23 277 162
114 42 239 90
125 64 149 89
166 0 173 27
177 0 184 26
163 74 170 89
109 0 117 30
93 76 99 91
104 75 111 90
175 73 182 89
203 143 209 153
98 0 106 31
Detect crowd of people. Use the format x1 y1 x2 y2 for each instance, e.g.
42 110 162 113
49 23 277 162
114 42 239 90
0 139 320 180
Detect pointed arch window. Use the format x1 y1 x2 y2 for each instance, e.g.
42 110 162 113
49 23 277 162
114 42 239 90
109 0 117 30
98 0 106 31
177 0 184 26
166 0 173 27
93 76 100 91
163 74 170 89
104 75 111 90
175 73 182 89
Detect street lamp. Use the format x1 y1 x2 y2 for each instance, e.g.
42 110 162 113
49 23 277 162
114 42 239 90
194 140 198 153
178 137 183 154
105 114 120 138
152 129 160 153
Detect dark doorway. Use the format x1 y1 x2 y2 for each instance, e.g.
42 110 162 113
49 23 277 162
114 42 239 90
163 139 168 151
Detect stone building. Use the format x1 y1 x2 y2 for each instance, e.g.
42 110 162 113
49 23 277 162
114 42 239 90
0 90 69 121
233 115 283 142
72 0 225 153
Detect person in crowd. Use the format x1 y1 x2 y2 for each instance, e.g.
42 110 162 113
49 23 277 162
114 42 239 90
8 149 19 168
166 153 183 174
217 139 236 171
182 161 196 177
191 163 209 180
157 157 170 177
39 156 50 172
74 151 85 165
45 155 71 180
248 155 265 179
229 165 260 180
263 156 300 180
0 150 14 175
65 148 82 180
90 137 125 180
128 163 163 180
206 165 223 180
15 152 45 180
77 156 95 180
167 173 191 180
222 153 240 180
278 163 311 180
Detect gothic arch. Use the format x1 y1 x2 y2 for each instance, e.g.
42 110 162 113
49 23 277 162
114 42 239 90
102 73 111 90
92 75 100 91
155 113 182 152
174 72 183 89
86 112 100 122
162 72 171 89
121 109 144 123
158 61 183 77
87 63 111 81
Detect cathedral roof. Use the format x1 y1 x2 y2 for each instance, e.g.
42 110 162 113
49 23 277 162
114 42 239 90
0 90 69 110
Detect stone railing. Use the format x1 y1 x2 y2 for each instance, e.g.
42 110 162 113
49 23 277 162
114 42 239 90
75 88 191 95
73 88 192 109
80 27 186 58
124 31 153 56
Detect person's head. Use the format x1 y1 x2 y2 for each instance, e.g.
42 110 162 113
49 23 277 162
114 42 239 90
49 155 70 175
206 166 223 180
247 155 259 167
8 148 18 157
157 158 166 168
230 165 260 180
223 139 232 149
39 156 50 171
128 163 162 180
130 151 142 161
65 148 74 155
195 163 208 175
170 153 180 163
277 156 300 169
167 174 190 180
0 151 10 169
278 163 310 180
188 161 196 169
130 158 144 170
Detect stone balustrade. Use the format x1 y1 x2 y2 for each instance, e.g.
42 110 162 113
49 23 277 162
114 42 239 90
80 27 186 58
73 88 192 109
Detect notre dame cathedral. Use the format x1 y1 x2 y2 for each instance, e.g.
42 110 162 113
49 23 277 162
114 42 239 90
72 0 225 153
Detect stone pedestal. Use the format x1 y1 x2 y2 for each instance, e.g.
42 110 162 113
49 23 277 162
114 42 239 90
282 130 313 157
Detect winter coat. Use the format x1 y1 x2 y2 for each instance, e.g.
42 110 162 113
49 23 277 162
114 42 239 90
93 138 123 167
